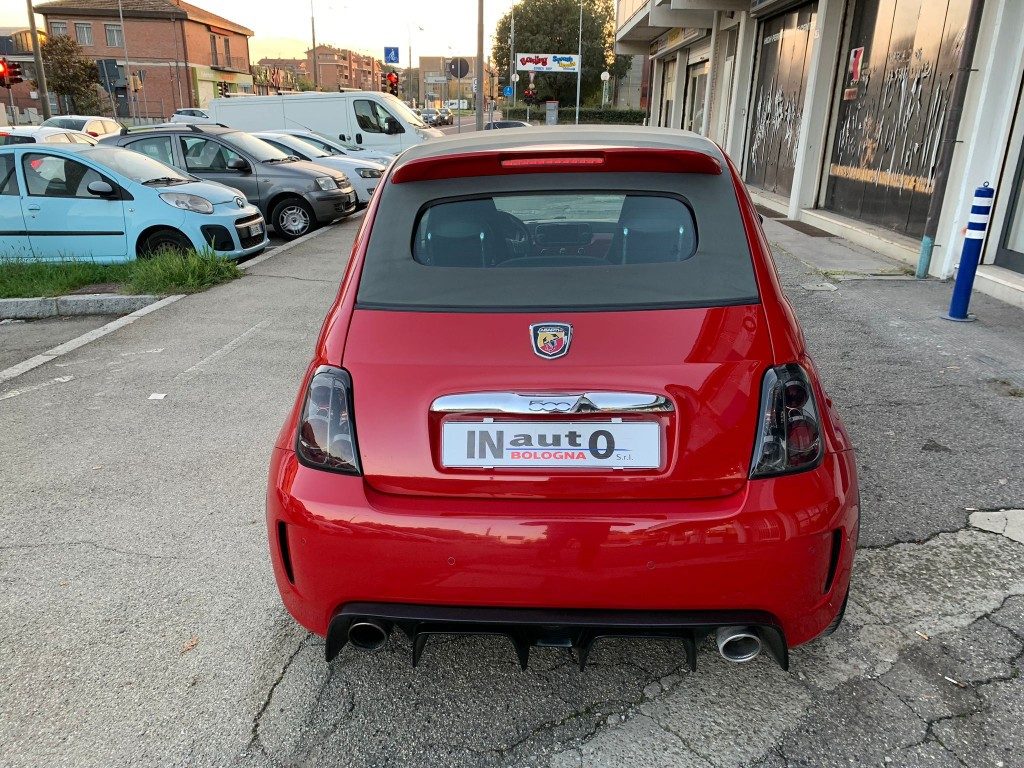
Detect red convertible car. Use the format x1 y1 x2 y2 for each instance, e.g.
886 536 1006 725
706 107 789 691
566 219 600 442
267 126 859 671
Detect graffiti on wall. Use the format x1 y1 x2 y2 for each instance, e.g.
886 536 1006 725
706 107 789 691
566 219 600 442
747 75 804 177
823 0 970 237
744 4 817 197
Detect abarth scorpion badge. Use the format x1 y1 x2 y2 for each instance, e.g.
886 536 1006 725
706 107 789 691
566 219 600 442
530 322 572 359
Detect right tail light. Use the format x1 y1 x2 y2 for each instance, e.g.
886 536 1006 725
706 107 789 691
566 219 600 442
750 364 823 478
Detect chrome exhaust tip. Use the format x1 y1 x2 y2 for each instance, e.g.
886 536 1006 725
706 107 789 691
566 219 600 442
347 619 392 651
715 626 763 663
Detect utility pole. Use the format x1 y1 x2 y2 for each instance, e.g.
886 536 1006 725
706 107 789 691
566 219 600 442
509 4 515 107
475 0 483 130
575 0 582 125
310 0 318 90
116 0 135 119
25 0 51 119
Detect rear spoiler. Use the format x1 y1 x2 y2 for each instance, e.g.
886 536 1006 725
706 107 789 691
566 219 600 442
391 147 723 184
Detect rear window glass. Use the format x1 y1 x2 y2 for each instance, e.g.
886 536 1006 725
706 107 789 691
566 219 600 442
0 134 34 146
357 172 759 312
413 193 695 268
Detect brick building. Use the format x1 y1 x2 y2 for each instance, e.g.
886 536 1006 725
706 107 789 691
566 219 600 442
306 45 381 93
10 0 255 119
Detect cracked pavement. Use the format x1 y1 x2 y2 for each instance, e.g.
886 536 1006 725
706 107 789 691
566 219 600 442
2 218 1023 767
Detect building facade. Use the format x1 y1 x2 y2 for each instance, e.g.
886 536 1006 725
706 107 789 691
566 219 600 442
12 0 255 118
617 0 1024 306
306 46 382 92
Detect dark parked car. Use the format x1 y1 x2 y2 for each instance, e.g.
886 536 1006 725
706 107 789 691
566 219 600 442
101 124 357 239
484 120 532 129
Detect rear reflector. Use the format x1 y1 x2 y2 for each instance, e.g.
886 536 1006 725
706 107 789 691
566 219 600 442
277 521 295 584
391 147 723 183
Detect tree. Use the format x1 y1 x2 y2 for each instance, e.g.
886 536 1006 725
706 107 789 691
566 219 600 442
40 34 106 115
492 0 628 107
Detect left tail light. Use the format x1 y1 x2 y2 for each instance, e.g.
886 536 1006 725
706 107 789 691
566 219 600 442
295 366 362 475
750 364 823 478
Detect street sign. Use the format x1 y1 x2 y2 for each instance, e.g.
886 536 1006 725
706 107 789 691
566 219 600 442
448 57 470 79
502 85 513 97
384 47 399 64
516 53 580 73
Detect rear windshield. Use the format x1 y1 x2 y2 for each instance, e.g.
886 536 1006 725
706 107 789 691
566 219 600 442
357 171 759 312
42 117 86 130
0 134 34 146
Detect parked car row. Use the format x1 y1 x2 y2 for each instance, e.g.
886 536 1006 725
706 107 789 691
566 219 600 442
2 93 428 263
1 115 395 264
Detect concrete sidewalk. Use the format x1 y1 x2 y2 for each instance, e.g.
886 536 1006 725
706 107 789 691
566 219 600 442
1 213 1022 768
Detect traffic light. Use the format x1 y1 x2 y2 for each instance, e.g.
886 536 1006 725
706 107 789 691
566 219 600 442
217 81 228 97
8 61 26 86
386 71 399 96
0 59 8 89
380 72 387 92
523 88 536 105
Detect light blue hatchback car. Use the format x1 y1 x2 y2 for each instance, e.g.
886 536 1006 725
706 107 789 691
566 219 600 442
0 143 267 262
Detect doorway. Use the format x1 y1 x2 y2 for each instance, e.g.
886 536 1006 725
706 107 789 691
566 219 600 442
683 61 709 134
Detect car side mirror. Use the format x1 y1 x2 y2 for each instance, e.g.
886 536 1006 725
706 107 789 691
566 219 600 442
384 118 403 135
87 180 115 197
226 157 250 172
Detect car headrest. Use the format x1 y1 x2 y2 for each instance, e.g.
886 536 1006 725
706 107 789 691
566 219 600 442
425 199 499 239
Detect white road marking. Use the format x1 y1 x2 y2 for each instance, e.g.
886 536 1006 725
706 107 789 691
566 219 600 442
0 220 337 386
0 375 74 401
148 393 167 400
0 296 184 384
177 320 270 378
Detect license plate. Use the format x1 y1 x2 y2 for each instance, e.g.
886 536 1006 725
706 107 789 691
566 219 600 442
248 223 263 237
441 421 660 469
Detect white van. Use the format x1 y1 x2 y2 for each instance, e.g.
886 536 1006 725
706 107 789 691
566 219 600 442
206 92 443 154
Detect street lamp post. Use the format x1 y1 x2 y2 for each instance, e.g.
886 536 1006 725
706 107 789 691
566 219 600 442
574 0 582 125
25 0 51 119
601 70 610 108
310 0 318 90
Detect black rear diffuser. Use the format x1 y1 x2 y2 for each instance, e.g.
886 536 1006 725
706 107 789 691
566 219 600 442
326 603 789 671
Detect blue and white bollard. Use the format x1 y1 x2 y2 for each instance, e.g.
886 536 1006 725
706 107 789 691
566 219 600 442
946 183 995 322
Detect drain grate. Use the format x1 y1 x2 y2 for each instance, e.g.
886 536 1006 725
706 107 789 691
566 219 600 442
777 219 834 237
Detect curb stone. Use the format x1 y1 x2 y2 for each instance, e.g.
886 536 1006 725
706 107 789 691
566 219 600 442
0 293 158 320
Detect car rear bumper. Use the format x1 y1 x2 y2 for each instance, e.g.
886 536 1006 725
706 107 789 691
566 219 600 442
266 448 859 652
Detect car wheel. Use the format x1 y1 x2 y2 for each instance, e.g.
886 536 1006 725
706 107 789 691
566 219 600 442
139 229 193 258
272 198 316 240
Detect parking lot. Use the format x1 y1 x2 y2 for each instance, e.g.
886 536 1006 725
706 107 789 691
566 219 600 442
2 214 1022 767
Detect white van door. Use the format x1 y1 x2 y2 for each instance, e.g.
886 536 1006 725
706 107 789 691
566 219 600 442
345 97 408 151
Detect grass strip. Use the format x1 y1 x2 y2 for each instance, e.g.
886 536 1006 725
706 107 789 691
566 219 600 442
0 249 242 299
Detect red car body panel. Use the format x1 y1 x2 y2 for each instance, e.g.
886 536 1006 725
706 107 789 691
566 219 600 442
345 304 772 500
267 447 857 647
267 132 859 660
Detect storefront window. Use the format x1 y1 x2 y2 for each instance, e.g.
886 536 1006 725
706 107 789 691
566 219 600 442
822 0 971 237
744 3 818 197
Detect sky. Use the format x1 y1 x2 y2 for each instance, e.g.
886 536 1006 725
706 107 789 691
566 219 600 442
1 0 519 65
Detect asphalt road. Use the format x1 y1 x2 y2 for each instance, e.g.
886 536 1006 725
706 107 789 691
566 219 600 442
1 217 1022 767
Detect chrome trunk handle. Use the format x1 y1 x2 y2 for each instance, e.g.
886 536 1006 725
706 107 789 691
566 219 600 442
430 392 673 415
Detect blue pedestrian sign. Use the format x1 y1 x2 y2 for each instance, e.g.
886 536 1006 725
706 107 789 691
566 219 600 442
503 85 513 97
384 47 400 65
